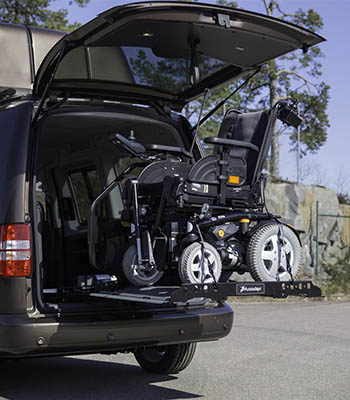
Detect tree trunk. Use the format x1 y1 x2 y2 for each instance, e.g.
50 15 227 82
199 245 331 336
263 1 280 179
270 121 279 178
268 62 279 178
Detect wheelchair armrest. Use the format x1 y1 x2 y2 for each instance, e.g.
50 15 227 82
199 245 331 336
111 133 146 156
145 144 193 159
204 137 259 152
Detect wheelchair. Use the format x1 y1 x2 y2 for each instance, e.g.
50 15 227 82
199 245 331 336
90 102 303 287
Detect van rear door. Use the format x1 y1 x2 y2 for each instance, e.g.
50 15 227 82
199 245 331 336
33 2 325 110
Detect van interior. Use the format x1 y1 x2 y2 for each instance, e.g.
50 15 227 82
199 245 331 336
34 102 196 311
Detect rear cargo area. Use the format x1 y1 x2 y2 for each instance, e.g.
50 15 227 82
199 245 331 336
33 103 195 311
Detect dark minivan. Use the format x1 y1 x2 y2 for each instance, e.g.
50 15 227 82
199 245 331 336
0 2 323 373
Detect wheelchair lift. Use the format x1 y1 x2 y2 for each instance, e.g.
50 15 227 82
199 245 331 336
89 280 322 305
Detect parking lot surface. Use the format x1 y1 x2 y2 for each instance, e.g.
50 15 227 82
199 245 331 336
0 301 349 400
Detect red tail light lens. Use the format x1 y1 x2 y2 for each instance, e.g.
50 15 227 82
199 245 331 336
0 224 31 277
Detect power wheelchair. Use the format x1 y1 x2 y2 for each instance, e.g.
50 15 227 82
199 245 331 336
89 102 303 287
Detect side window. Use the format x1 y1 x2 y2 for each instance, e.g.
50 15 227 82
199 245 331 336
87 169 101 198
69 169 102 223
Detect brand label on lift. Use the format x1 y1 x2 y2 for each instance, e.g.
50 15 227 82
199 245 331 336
236 283 265 295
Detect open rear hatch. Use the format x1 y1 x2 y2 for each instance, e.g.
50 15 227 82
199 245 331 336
33 1 325 110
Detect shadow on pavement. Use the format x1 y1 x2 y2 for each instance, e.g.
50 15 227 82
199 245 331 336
0 356 202 400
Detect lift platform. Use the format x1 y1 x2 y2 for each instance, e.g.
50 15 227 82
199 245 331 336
89 280 322 305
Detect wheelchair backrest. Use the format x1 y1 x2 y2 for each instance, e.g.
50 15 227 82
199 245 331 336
214 106 278 185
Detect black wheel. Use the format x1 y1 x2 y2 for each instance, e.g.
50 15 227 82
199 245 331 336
134 343 197 374
122 245 164 287
179 242 222 284
248 224 302 281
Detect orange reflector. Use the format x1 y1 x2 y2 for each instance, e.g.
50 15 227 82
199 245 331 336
228 176 240 184
239 218 250 223
0 224 31 277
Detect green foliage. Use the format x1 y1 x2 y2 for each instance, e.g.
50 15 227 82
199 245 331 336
129 50 225 95
323 243 350 295
338 194 350 206
236 2 328 177
288 82 330 154
0 0 90 31
196 0 330 175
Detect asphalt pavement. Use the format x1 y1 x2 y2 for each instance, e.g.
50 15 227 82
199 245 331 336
0 301 349 400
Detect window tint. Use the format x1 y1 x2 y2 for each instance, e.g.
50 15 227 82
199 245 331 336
87 169 101 199
70 169 101 223
55 44 226 94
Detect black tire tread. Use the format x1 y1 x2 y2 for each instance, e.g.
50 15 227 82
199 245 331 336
247 224 302 282
135 343 197 374
122 244 163 286
179 242 222 283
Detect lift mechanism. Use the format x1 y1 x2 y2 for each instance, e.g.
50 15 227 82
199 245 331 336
89 280 322 305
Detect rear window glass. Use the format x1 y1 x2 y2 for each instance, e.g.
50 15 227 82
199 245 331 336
121 46 226 93
55 45 226 94
54 20 229 94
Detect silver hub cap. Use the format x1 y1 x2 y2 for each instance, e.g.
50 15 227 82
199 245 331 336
261 234 294 280
188 247 220 283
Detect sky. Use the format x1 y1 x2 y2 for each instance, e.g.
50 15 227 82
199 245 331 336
51 0 350 191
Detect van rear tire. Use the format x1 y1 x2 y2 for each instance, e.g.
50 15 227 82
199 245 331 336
134 343 197 374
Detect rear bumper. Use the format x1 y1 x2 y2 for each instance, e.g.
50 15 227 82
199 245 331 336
0 303 233 357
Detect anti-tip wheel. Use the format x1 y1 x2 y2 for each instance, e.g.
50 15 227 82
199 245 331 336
122 245 164 287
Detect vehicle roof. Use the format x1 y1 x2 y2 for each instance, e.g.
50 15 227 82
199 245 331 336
0 22 65 92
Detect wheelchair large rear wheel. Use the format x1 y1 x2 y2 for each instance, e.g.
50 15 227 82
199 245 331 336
247 224 301 281
179 242 222 284
122 245 164 286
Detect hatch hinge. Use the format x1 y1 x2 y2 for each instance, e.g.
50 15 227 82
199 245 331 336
32 41 71 124
0 88 16 101
151 101 171 116
217 13 231 28
302 43 310 54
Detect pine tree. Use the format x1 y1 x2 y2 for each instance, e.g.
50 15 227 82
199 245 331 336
200 0 329 178
0 0 90 31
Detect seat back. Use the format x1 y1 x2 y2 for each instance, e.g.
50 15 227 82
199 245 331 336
182 105 280 208
214 107 278 187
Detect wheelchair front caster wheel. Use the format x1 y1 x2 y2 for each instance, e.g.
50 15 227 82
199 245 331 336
122 245 164 286
178 242 222 284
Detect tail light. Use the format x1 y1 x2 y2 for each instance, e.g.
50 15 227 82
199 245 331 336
0 224 31 277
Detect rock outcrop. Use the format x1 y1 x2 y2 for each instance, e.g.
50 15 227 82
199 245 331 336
265 181 350 275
